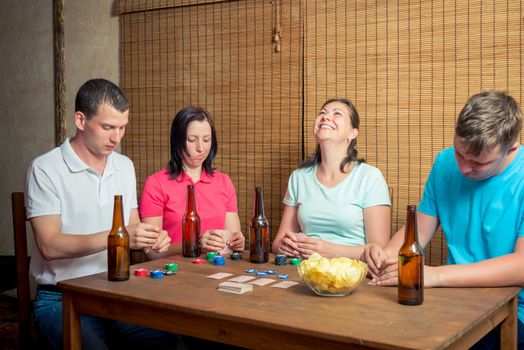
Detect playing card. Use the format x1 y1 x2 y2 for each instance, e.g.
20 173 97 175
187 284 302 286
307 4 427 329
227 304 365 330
228 275 256 283
206 272 234 280
249 278 275 286
271 281 299 289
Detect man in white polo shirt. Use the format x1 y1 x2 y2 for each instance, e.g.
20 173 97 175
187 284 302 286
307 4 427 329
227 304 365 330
25 79 184 349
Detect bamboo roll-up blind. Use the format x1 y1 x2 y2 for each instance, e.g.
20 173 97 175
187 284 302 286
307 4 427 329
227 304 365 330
304 0 523 266
119 0 303 242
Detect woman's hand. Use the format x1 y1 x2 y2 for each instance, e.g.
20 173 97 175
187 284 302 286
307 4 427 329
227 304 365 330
227 231 245 252
201 230 226 251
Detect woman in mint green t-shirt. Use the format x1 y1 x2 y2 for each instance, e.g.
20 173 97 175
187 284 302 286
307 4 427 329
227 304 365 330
272 98 391 259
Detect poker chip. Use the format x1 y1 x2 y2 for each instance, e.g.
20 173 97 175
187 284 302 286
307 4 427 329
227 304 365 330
256 271 268 276
164 270 177 276
245 269 257 273
277 274 289 279
134 268 149 277
230 252 242 260
289 257 302 266
265 270 277 275
165 263 179 271
275 254 287 266
150 270 165 279
213 255 226 266
193 258 206 264
206 251 218 261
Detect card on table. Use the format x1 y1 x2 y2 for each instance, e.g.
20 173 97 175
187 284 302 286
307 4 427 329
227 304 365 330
206 272 234 280
271 281 299 289
249 278 276 286
228 275 256 283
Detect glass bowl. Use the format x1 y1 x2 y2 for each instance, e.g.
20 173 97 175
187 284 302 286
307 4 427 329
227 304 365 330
297 254 368 297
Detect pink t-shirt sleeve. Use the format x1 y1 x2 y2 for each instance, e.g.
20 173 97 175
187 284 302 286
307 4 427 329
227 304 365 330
224 174 238 213
139 175 165 218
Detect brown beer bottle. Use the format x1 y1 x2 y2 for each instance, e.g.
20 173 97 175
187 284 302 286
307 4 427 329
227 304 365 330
108 195 130 281
249 187 269 263
398 205 424 305
182 184 201 257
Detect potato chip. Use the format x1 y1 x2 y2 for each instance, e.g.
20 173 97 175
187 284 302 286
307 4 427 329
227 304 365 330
298 253 367 296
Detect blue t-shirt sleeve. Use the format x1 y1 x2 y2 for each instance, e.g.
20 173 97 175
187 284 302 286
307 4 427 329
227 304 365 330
418 153 440 217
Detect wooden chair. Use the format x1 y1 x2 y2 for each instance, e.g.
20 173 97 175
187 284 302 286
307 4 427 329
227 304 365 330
11 192 35 349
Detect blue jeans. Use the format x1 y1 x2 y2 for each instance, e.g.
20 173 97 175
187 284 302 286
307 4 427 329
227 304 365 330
34 290 186 350
470 319 524 350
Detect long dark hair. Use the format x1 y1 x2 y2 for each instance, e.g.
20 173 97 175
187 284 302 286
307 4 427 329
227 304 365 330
167 107 218 179
300 98 365 172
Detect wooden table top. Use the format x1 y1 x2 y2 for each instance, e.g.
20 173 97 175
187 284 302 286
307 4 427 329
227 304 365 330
59 254 520 349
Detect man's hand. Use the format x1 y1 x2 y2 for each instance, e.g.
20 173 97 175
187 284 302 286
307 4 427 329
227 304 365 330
201 230 227 251
127 222 167 251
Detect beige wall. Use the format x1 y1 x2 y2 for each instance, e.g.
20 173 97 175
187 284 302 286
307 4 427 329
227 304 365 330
0 0 119 255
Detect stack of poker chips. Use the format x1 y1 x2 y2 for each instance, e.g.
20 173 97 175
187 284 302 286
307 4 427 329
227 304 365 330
230 252 242 260
213 255 225 266
289 257 302 266
134 268 149 277
275 254 287 266
206 251 218 262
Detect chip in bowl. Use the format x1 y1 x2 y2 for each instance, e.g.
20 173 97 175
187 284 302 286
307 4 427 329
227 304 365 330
298 253 367 296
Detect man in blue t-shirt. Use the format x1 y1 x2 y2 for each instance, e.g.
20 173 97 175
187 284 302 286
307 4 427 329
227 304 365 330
363 91 524 349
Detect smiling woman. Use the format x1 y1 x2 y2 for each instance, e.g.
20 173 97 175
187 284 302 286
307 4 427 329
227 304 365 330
272 98 392 260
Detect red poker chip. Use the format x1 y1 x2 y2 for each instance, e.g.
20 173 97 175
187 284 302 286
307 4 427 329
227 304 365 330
134 268 149 277
192 258 206 264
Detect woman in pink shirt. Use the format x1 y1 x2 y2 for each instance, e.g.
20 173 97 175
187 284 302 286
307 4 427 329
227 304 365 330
139 107 245 257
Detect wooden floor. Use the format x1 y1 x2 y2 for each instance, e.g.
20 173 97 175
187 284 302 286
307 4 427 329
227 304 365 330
0 288 18 350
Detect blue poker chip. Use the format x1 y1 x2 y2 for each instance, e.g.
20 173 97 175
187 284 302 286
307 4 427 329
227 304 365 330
256 271 268 276
245 269 257 273
150 270 165 279
213 255 226 266
277 274 289 279
265 270 277 275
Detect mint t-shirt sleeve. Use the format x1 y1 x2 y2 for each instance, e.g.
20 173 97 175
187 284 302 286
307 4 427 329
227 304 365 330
283 170 298 206
362 167 391 208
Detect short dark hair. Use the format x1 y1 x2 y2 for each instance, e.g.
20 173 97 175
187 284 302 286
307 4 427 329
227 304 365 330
301 98 365 171
75 79 129 119
167 107 218 179
456 91 522 156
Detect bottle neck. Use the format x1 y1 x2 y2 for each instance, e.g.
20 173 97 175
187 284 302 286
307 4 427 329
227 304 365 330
111 195 125 231
254 188 266 218
186 186 197 215
404 205 418 244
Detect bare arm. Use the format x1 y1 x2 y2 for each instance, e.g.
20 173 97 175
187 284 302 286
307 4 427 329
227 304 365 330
364 211 439 276
272 204 301 255
141 215 180 259
30 215 108 260
430 236 524 288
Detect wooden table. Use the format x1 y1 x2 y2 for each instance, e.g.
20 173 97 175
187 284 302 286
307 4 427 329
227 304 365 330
58 254 519 349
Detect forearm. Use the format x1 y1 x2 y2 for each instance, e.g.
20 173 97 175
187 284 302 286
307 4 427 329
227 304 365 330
37 231 109 260
433 253 524 288
145 242 182 260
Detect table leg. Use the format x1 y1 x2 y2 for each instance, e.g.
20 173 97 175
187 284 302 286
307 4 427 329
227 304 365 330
63 291 81 350
500 296 517 350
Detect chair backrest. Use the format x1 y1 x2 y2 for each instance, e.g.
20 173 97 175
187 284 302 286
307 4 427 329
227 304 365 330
11 192 32 349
